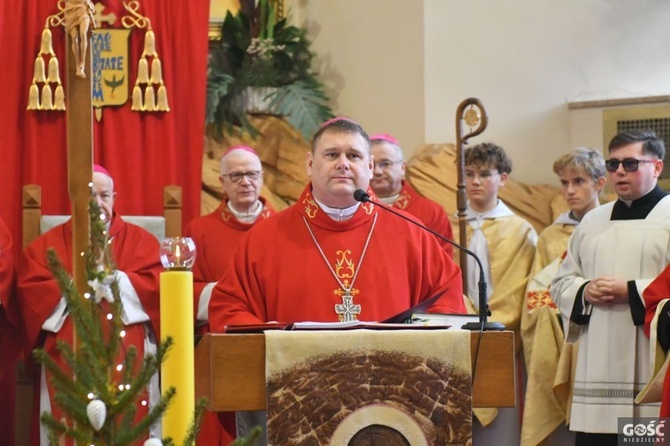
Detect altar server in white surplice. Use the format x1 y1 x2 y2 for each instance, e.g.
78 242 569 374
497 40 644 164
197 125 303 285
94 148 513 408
551 129 670 446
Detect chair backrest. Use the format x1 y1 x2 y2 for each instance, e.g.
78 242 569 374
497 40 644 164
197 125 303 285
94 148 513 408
39 215 167 242
22 184 182 248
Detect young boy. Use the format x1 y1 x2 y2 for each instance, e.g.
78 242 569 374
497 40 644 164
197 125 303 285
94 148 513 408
460 142 537 445
461 142 537 333
521 148 606 446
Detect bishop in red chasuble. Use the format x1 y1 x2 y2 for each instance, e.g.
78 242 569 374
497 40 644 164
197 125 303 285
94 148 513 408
209 118 465 330
17 169 162 445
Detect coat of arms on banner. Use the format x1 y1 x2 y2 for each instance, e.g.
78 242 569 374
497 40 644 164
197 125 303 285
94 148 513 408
92 29 131 108
28 1 169 120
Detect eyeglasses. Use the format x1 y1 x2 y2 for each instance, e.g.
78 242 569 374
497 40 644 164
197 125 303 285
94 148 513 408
374 160 402 170
604 158 656 173
465 170 499 181
221 171 261 183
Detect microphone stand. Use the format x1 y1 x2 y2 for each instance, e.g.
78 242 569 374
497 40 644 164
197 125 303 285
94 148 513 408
354 190 504 331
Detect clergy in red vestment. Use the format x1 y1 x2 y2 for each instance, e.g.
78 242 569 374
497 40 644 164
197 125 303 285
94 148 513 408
369 133 454 257
186 146 276 332
185 146 276 445
17 166 162 445
0 216 19 446
643 268 670 417
209 117 465 330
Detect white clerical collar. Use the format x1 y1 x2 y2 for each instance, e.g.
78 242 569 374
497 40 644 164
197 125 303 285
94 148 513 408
227 200 263 224
379 194 400 206
314 198 361 221
464 200 513 220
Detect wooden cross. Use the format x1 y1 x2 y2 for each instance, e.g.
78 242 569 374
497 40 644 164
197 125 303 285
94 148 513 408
65 11 93 317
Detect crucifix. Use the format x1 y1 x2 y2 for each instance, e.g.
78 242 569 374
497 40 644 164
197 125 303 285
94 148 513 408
335 293 361 322
65 0 94 321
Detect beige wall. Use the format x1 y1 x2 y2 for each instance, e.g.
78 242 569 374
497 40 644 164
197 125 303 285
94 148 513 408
286 0 425 160
287 0 670 184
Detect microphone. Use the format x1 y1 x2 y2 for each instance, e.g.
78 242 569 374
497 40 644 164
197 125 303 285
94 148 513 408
353 189 504 331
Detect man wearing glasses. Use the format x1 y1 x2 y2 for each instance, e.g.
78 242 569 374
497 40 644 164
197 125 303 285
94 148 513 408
369 133 454 257
185 145 276 445
551 129 670 446
208 117 465 325
458 142 537 445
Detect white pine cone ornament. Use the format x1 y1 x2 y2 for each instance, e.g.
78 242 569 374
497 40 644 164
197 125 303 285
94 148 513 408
143 439 163 446
86 399 107 431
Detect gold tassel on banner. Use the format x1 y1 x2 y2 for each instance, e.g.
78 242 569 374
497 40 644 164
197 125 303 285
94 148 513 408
143 29 157 57
47 57 61 83
121 2 169 113
33 57 46 83
40 84 53 110
54 85 66 110
150 58 163 84
27 84 40 110
144 86 156 111
40 28 55 56
137 58 149 84
131 85 144 111
156 85 169 111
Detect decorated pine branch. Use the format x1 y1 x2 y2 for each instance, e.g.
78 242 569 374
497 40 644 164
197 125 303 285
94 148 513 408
32 199 205 445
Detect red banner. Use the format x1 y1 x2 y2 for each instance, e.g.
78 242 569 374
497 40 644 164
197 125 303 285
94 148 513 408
0 0 209 260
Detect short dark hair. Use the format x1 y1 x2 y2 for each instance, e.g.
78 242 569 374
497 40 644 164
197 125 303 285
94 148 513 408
464 142 512 174
608 129 665 159
311 118 370 153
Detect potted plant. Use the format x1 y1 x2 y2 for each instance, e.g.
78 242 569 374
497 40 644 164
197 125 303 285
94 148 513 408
206 0 332 141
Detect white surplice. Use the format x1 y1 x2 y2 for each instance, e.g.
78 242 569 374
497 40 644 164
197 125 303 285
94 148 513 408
550 195 670 433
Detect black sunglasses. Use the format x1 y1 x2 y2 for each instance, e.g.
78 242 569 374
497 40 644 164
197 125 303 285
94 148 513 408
605 158 655 173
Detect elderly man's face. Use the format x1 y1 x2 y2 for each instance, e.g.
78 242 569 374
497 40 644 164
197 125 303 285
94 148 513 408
370 141 405 198
219 150 263 212
92 172 116 221
307 130 373 208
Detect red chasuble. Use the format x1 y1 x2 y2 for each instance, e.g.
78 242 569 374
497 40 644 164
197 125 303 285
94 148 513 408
185 198 275 445
209 185 465 330
17 215 161 444
644 268 670 416
393 181 454 258
185 197 276 327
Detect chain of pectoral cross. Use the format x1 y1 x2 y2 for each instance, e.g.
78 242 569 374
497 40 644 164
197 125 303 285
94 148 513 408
302 214 378 321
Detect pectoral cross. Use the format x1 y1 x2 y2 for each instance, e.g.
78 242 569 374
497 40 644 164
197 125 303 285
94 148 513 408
335 292 361 322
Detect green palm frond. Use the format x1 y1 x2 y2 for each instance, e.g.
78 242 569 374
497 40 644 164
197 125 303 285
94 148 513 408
270 81 332 141
205 5 333 142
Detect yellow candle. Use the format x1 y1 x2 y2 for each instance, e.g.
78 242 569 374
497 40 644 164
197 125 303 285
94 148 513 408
160 270 194 444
